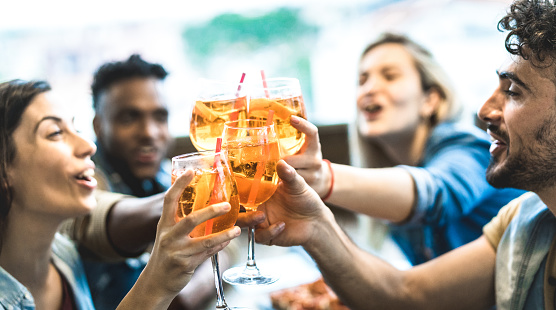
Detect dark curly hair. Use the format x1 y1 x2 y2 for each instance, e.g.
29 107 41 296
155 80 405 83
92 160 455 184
498 0 556 65
0 80 51 251
91 54 168 113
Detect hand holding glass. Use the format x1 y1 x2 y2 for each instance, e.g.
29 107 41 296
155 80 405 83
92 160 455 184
172 151 246 309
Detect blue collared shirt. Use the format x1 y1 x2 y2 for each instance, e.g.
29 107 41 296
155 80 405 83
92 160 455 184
391 122 526 265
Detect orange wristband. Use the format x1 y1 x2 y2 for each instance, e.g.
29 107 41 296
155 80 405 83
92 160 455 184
321 159 334 201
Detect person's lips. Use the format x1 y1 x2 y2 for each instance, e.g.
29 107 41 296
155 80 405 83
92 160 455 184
487 129 508 158
136 146 159 164
361 104 383 120
75 168 97 190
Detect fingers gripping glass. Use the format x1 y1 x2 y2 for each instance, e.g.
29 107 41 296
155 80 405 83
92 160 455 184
172 150 248 309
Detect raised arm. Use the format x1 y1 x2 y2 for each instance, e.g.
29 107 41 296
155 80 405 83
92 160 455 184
256 161 496 309
116 170 241 310
285 116 415 222
62 187 265 261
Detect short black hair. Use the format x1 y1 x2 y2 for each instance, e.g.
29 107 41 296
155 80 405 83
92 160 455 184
498 0 556 66
91 54 168 112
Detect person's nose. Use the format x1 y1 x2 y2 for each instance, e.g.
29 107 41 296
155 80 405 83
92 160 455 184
477 86 504 126
75 133 97 158
140 117 161 139
359 76 382 95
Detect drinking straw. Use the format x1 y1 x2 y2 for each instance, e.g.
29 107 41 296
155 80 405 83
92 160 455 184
235 72 246 97
260 70 270 98
206 138 224 235
266 110 274 127
230 73 246 122
245 111 274 209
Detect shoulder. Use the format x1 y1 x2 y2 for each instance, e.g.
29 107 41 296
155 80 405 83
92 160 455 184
483 192 538 250
428 122 490 146
0 264 32 309
52 233 81 263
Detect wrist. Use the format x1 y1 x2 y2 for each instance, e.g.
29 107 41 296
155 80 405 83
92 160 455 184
321 159 334 201
303 208 341 254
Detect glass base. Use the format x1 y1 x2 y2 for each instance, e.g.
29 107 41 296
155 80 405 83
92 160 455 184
222 265 279 285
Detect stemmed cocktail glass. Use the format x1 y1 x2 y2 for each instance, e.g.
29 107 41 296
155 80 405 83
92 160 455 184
190 78 247 152
221 119 281 285
248 76 307 156
172 149 247 310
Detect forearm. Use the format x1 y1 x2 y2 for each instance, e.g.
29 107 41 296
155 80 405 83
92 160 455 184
304 214 496 310
327 164 416 223
117 271 176 310
107 193 164 256
303 210 409 309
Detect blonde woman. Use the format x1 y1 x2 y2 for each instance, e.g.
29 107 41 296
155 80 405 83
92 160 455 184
288 33 524 264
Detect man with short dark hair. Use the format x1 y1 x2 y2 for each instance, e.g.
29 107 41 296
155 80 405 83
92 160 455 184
256 0 556 308
81 54 233 310
91 54 171 197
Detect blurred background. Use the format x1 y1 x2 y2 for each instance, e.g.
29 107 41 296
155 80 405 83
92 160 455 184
0 0 511 140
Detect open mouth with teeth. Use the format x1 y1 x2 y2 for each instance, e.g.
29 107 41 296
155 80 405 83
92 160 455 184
76 169 95 182
136 146 160 164
364 105 382 114
140 146 156 154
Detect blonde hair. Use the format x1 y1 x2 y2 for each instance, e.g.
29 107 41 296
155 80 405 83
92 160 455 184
352 32 461 168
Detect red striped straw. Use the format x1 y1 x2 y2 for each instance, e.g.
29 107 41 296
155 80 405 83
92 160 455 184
260 69 270 98
235 72 246 97
205 137 224 235
246 111 275 208
230 73 246 122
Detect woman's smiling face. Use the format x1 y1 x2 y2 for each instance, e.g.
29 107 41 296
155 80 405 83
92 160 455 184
356 43 433 140
7 91 98 220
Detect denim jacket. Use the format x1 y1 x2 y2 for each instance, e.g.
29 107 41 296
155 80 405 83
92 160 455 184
0 233 95 310
494 193 556 309
392 122 525 264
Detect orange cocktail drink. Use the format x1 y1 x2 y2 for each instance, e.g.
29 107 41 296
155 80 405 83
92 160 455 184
190 97 247 152
249 95 305 157
225 138 280 211
189 78 247 151
248 77 307 156
221 118 281 285
171 151 240 237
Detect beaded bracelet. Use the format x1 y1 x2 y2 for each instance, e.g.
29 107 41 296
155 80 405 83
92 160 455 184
321 159 334 201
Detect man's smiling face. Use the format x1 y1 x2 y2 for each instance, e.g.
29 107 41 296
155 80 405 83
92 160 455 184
478 55 556 192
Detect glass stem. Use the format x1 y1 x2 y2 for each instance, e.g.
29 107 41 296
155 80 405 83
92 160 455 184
212 253 230 310
246 226 258 269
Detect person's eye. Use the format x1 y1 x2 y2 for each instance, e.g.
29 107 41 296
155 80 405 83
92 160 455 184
154 111 169 123
48 130 63 138
383 72 400 81
503 85 520 97
358 74 368 86
118 113 137 125
503 90 518 97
